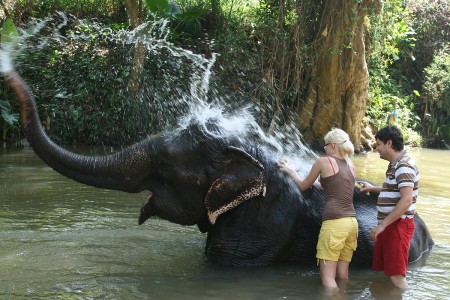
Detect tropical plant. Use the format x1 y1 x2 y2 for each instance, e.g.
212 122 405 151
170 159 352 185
421 45 450 145
0 19 21 142
144 0 180 18
366 0 422 142
1 0 127 24
407 0 449 91
0 99 19 141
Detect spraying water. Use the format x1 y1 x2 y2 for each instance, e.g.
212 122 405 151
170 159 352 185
0 12 317 175
0 49 12 74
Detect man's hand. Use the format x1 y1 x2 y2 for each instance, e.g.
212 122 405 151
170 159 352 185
358 181 381 194
370 224 386 241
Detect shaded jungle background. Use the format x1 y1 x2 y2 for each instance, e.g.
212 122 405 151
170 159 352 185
0 0 449 150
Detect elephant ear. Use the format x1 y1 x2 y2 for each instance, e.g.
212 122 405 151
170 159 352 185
205 146 266 225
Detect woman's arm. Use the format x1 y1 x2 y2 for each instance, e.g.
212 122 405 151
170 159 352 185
278 158 321 191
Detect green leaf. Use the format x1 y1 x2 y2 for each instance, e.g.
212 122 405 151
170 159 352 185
413 90 420 97
0 100 9 111
144 0 170 15
169 1 181 17
1 110 18 125
0 19 19 44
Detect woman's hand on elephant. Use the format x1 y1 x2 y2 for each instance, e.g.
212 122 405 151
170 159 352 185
277 158 297 176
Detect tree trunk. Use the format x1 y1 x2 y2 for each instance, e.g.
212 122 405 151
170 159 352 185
123 0 145 98
297 0 382 148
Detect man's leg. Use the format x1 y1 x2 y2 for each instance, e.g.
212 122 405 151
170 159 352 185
383 218 415 289
390 275 408 289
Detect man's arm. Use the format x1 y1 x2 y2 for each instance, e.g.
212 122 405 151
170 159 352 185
370 186 414 241
359 181 382 194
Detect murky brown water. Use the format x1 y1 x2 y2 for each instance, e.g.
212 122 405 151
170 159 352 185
1 147 449 299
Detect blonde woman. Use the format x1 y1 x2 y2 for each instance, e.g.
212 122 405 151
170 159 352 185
278 128 357 291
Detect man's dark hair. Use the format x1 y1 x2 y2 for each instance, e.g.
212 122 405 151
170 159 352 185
375 126 404 151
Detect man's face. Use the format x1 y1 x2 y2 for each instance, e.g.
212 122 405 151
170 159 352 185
375 138 390 161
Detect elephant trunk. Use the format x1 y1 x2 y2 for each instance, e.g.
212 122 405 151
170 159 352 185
6 71 155 193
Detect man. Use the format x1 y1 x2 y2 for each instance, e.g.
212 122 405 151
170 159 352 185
359 126 419 289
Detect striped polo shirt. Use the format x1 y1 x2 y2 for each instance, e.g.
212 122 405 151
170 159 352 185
377 152 419 221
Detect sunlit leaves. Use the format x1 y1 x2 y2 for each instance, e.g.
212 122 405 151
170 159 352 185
145 0 170 14
0 19 19 44
366 0 422 137
423 45 450 118
144 0 180 18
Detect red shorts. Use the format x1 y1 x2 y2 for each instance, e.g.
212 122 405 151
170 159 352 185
373 217 415 276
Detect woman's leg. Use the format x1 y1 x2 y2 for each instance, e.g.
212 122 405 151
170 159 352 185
336 260 350 279
319 259 338 288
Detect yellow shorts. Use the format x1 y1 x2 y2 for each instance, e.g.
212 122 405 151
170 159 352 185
316 217 358 262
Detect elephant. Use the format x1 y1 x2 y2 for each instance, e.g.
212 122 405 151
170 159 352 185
5 70 434 267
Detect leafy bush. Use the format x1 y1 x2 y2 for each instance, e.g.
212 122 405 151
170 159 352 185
5 0 127 24
6 16 197 146
402 127 423 147
422 44 450 146
407 0 449 90
366 0 422 140
0 99 19 142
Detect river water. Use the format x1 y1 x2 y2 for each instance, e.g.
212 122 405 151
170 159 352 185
0 147 449 299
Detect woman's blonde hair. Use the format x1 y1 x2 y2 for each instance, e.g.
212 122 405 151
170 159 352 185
324 128 354 166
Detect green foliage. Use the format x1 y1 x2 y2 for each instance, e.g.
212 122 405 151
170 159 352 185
144 0 181 18
172 2 205 38
0 19 20 142
2 0 448 149
0 100 19 141
6 0 127 23
397 0 450 147
145 0 171 14
141 0 212 39
407 0 449 86
422 44 450 144
423 45 450 114
402 127 423 147
0 19 19 43
7 20 171 146
366 0 422 144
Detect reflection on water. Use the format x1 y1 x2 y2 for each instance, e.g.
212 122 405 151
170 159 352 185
1 147 449 299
